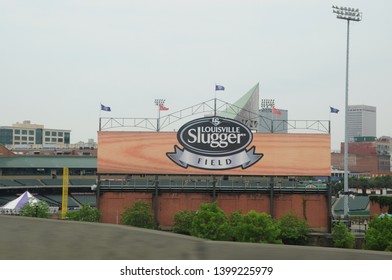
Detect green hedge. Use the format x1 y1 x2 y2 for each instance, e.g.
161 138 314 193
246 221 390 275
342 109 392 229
172 203 312 245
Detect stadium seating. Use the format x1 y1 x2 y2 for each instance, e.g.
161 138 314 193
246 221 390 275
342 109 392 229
72 194 96 207
0 179 23 187
14 179 44 186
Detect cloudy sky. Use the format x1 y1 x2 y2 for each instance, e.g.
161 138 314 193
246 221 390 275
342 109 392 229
1 0 391 150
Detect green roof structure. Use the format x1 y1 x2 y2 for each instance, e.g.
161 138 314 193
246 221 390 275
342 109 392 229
0 156 96 169
218 83 260 130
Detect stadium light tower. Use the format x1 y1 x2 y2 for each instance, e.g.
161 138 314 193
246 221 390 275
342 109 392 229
154 98 166 227
154 99 166 132
332 5 362 219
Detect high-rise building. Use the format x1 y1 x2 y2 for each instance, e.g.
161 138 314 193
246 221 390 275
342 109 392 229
0 120 71 147
347 105 376 142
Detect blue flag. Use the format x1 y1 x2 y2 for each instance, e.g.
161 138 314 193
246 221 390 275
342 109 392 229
101 104 111 112
215 85 225 91
330 106 339 114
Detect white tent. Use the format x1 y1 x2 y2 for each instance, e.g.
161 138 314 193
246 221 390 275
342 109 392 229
0 191 39 215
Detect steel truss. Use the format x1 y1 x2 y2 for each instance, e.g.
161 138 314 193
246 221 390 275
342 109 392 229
99 98 330 134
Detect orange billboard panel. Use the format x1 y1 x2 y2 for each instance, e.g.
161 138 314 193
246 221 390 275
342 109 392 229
98 131 331 176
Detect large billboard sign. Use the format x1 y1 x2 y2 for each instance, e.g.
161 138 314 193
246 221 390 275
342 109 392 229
167 117 263 170
98 117 331 176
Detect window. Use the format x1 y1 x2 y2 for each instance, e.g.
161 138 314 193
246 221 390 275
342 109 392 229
0 129 13 144
51 131 57 136
22 136 27 141
51 138 57 142
29 137 34 141
58 132 63 137
15 136 20 140
45 131 50 136
64 132 70 144
35 128 43 145
15 129 20 134
45 137 51 142
22 130 27 135
29 130 34 135
58 138 63 142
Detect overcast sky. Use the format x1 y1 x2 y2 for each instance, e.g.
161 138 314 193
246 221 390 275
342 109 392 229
1 0 391 150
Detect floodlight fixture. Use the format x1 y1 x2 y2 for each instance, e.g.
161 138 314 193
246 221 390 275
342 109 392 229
261 99 275 109
154 99 166 106
332 5 362 21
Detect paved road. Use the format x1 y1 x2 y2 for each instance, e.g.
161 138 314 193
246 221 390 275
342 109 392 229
1 215 391 260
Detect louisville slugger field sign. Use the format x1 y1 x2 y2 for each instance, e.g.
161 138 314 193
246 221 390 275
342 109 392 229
167 117 263 170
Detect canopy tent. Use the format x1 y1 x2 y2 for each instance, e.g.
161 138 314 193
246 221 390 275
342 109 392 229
0 191 39 214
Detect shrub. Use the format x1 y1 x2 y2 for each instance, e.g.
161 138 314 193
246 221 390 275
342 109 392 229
190 202 229 240
277 213 310 245
364 215 392 251
172 210 196 235
235 211 281 244
332 222 355 249
66 204 101 222
226 210 244 241
121 200 154 229
19 199 50 218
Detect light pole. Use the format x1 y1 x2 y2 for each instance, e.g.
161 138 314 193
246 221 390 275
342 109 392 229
332 5 362 219
153 98 165 228
154 99 166 132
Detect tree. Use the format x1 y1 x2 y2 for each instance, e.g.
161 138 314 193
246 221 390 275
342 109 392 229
364 215 392 251
172 210 196 235
226 210 244 241
19 199 51 218
277 212 310 245
121 200 155 229
234 211 281 244
329 181 343 196
190 202 229 240
332 222 355 249
66 204 101 222
371 176 392 190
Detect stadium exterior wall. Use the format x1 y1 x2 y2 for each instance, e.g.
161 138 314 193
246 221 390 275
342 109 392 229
98 192 329 232
369 200 389 216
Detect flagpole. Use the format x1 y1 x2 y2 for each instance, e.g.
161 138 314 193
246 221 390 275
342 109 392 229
99 102 102 131
329 107 332 135
214 83 217 116
213 83 217 202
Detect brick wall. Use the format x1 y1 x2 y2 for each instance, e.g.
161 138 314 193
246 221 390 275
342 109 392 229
99 191 329 232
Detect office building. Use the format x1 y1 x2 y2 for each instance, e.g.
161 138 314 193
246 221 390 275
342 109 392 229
0 120 71 147
347 105 376 142
331 137 391 175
